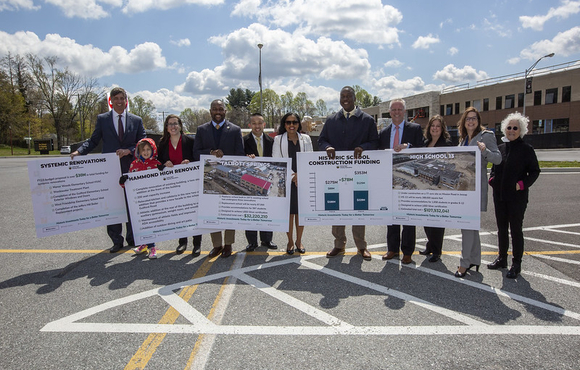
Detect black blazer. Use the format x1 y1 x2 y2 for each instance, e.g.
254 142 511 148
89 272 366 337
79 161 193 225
192 120 245 161
424 135 453 147
378 121 424 149
243 133 274 157
157 134 195 164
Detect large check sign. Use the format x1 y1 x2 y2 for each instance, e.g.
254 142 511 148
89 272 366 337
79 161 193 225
198 155 292 232
124 162 210 245
390 146 481 230
27 153 127 238
297 150 392 226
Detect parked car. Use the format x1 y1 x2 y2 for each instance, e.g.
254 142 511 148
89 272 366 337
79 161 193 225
60 146 71 154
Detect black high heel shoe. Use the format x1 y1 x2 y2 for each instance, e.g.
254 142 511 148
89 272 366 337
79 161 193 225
286 242 295 255
467 264 480 272
454 268 467 278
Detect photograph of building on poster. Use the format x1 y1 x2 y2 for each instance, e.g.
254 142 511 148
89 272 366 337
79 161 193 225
203 159 288 197
392 151 476 191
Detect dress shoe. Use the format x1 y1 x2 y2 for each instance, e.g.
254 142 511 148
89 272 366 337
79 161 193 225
295 243 306 254
286 242 295 255
506 264 521 279
358 249 372 261
454 268 467 278
192 244 201 255
382 251 399 260
401 255 414 264
221 244 232 258
429 254 440 263
467 263 480 272
261 241 278 249
245 243 258 252
326 247 345 258
110 244 123 253
208 246 223 258
176 243 187 254
419 249 432 256
487 256 507 270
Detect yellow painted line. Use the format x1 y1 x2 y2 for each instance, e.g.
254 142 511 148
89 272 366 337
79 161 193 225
0 249 209 255
123 258 214 370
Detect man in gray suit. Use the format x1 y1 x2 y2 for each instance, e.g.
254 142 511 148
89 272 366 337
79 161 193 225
193 99 245 258
71 87 146 252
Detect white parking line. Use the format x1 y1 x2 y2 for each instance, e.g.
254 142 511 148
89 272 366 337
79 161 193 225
530 254 580 265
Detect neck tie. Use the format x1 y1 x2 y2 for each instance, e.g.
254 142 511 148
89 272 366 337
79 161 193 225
215 123 220 130
256 136 263 156
118 114 124 142
346 112 350 119
393 125 400 147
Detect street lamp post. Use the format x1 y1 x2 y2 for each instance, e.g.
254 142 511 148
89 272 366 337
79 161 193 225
258 43 263 115
523 53 554 118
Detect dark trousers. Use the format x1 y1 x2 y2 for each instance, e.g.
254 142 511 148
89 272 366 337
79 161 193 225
108 188 134 247
424 227 445 255
387 225 416 256
245 230 273 245
178 235 202 247
494 197 527 263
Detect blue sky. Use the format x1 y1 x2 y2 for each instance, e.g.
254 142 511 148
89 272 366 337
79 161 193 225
1 0 579 120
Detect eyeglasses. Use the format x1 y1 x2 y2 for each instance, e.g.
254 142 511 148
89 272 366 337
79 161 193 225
168 122 180 127
506 126 519 131
285 120 299 125
465 117 478 122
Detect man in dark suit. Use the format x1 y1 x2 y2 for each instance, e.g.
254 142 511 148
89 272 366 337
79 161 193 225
193 99 245 258
318 86 379 261
242 113 277 251
71 87 146 252
378 98 424 264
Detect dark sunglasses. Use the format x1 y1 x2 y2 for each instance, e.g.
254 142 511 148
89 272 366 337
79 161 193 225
285 120 299 125
506 126 519 131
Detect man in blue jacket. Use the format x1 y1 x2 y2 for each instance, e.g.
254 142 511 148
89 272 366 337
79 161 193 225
71 87 146 252
318 86 379 261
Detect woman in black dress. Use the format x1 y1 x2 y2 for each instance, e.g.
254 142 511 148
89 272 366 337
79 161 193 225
272 113 313 254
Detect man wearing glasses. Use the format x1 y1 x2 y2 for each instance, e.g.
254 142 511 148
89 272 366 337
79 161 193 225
318 86 379 261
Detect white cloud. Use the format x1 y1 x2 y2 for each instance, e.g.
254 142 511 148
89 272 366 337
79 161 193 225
372 75 443 99
178 23 371 96
122 0 224 14
0 0 38 11
433 64 489 83
134 88 202 115
448 47 458 56
384 59 403 68
520 0 580 31
411 34 440 49
232 0 402 45
507 57 520 65
44 0 112 19
439 18 452 29
171 38 191 47
520 26 580 59
0 31 167 76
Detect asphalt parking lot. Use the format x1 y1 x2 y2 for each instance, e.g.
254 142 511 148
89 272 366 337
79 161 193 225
1 156 580 369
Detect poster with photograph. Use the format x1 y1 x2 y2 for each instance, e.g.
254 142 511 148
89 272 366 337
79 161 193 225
296 150 392 226
197 155 292 232
124 162 212 245
27 153 127 238
390 146 481 230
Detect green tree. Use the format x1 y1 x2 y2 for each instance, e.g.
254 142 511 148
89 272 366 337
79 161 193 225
248 88 280 128
129 95 159 133
280 91 294 113
315 99 328 117
293 92 315 119
180 107 210 133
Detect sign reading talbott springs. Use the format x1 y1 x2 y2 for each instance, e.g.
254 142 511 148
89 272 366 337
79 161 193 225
27 153 127 238
197 155 292 232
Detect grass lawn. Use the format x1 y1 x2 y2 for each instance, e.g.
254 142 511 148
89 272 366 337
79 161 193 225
0 145 62 156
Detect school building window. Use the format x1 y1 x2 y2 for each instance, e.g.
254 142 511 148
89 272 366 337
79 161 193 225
483 98 489 111
465 101 470 110
562 86 571 103
534 91 542 106
545 88 558 104
455 103 460 115
496 96 502 110
445 104 453 116
505 94 515 109
518 93 524 108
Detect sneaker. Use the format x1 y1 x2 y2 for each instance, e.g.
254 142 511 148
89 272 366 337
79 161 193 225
148 247 158 259
133 245 148 254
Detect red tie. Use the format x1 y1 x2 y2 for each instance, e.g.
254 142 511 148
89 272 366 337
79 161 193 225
393 124 400 147
118 114 124 142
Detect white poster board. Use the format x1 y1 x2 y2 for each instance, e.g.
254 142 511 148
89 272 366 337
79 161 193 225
197 155 292 232
27 153 127 238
